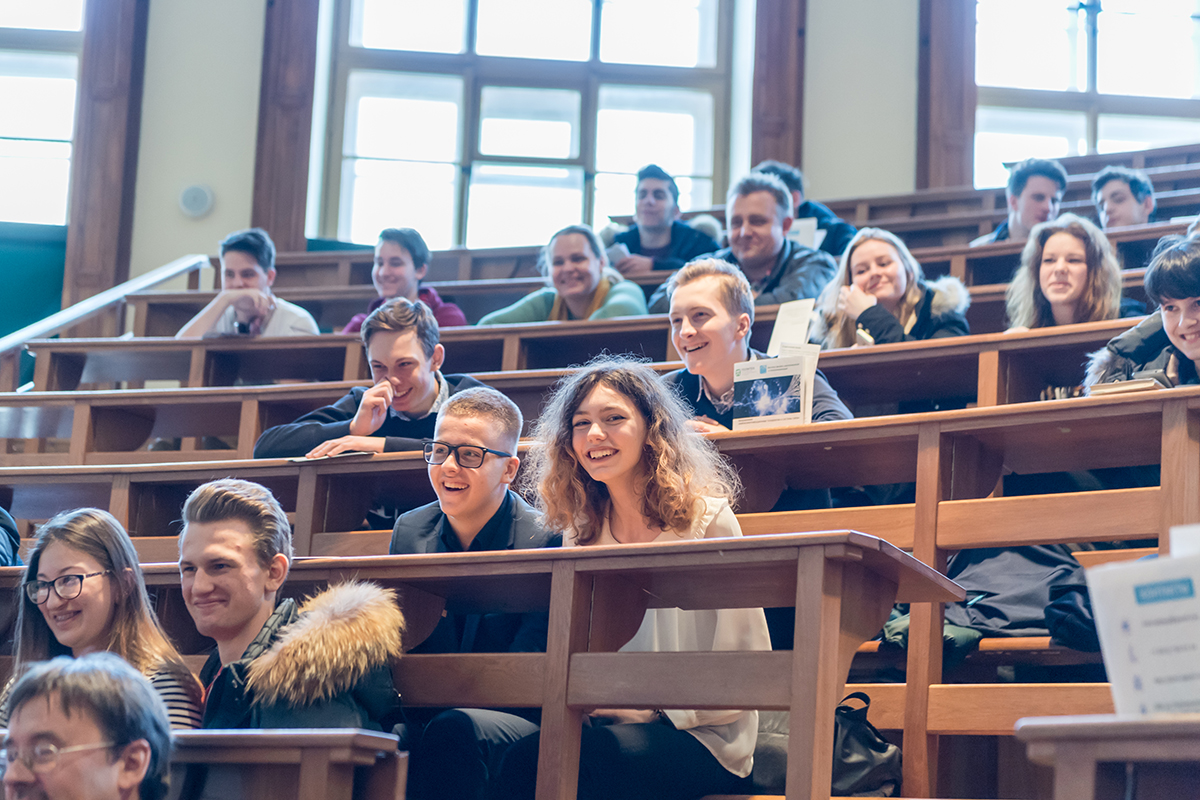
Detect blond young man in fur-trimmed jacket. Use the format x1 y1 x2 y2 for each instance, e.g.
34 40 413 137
178 478 402 730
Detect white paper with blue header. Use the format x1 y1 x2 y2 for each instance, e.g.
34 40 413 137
1087 547 1200 715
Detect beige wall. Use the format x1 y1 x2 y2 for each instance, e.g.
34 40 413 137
802 0 919 201
128 0 266 284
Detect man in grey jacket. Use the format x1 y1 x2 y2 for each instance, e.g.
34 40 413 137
649 172 837 312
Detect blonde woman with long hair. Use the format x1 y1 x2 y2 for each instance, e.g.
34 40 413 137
492 357 771 800
812 227 970 348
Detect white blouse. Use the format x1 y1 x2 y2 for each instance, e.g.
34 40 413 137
565 497 773 777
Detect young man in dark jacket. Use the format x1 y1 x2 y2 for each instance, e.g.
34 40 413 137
390 387 559 800
610 164 720 275
254 296 485 458
178 478 402 730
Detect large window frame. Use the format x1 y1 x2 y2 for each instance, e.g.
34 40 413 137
0 24 84 226
316 0 735 247
975 1 1200 170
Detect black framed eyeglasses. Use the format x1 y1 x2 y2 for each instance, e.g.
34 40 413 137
423 441 512 469
0 741 116 774
24 571 111 605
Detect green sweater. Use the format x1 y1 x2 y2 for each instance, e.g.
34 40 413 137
477 281 648 325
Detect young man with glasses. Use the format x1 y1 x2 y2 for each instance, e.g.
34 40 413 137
2 652 171 800
390 387 560 800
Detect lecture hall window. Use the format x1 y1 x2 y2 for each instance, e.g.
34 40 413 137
973 0 1200 188
0 0 83 225
317 0 731 249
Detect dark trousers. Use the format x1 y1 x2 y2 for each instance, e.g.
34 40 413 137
491 722 748 800
408 708 539 800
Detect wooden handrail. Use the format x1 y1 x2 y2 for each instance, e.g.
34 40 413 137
0 253 209 359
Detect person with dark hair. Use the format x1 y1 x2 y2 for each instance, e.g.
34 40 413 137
2 652 173 800
1087 236 1200 389
178 478 402 730
0 505 22 566
343 228 467 333
752 159 857 257
478 225 648 324
0 508 201 730
970 158 1069 246
253 297 486 458
1092 166 1156 230
1005 214 1137 331
491 357 771 800
391 387 561 800
176 227 319 338
609 164 719 276
648 173 837 312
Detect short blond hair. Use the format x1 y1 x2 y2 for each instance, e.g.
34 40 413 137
438 387 523 452
664 258 755 324
181 479 293 567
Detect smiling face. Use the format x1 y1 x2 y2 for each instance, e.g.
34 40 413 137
1095 178 1154 229
372 239 427 302
850 239 909 313
220 249 274 292
549 233 603 306
178 519 284 649
367 329 445 417
35 542 116 658
4 694 144 800
429 413 519 529
1038 231 1089 320
669 275 750 385
570 383 649 490
1010 175 1064 238
728 191 790 274
1161 296 1200 364
634 177 678 232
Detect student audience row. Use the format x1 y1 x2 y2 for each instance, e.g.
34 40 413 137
1 353 774 800
174 158 1195 347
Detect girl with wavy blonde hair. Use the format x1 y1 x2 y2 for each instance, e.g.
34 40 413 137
497 357 770 800
1006 213 1124 330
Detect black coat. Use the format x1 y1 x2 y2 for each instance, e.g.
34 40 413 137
253 373 487 458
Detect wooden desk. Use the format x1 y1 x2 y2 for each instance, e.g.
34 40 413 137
9 532 954 800
170 729 405 800
1016 714 1200 800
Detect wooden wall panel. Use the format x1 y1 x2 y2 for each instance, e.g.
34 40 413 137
251 0 321 252
61 0 149 337
751 0 806 168
917 0 977 189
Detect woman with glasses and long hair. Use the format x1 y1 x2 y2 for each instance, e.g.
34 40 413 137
0 508 202 729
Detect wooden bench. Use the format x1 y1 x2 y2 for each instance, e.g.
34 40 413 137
170 729 406 800
0 533 959 800
3 317 1144 465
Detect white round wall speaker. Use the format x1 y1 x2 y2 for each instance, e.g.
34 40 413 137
179 184 215 218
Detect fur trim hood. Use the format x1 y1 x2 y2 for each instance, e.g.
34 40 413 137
926 275 971 316
1084 310 1169 390
246 580 404 707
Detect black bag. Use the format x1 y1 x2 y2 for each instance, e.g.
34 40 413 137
832 692 902 797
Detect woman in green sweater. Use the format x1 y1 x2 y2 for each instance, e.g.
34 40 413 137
478 225 648 324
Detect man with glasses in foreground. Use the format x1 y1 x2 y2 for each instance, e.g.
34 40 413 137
390 387 560 800
2 652 171 800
